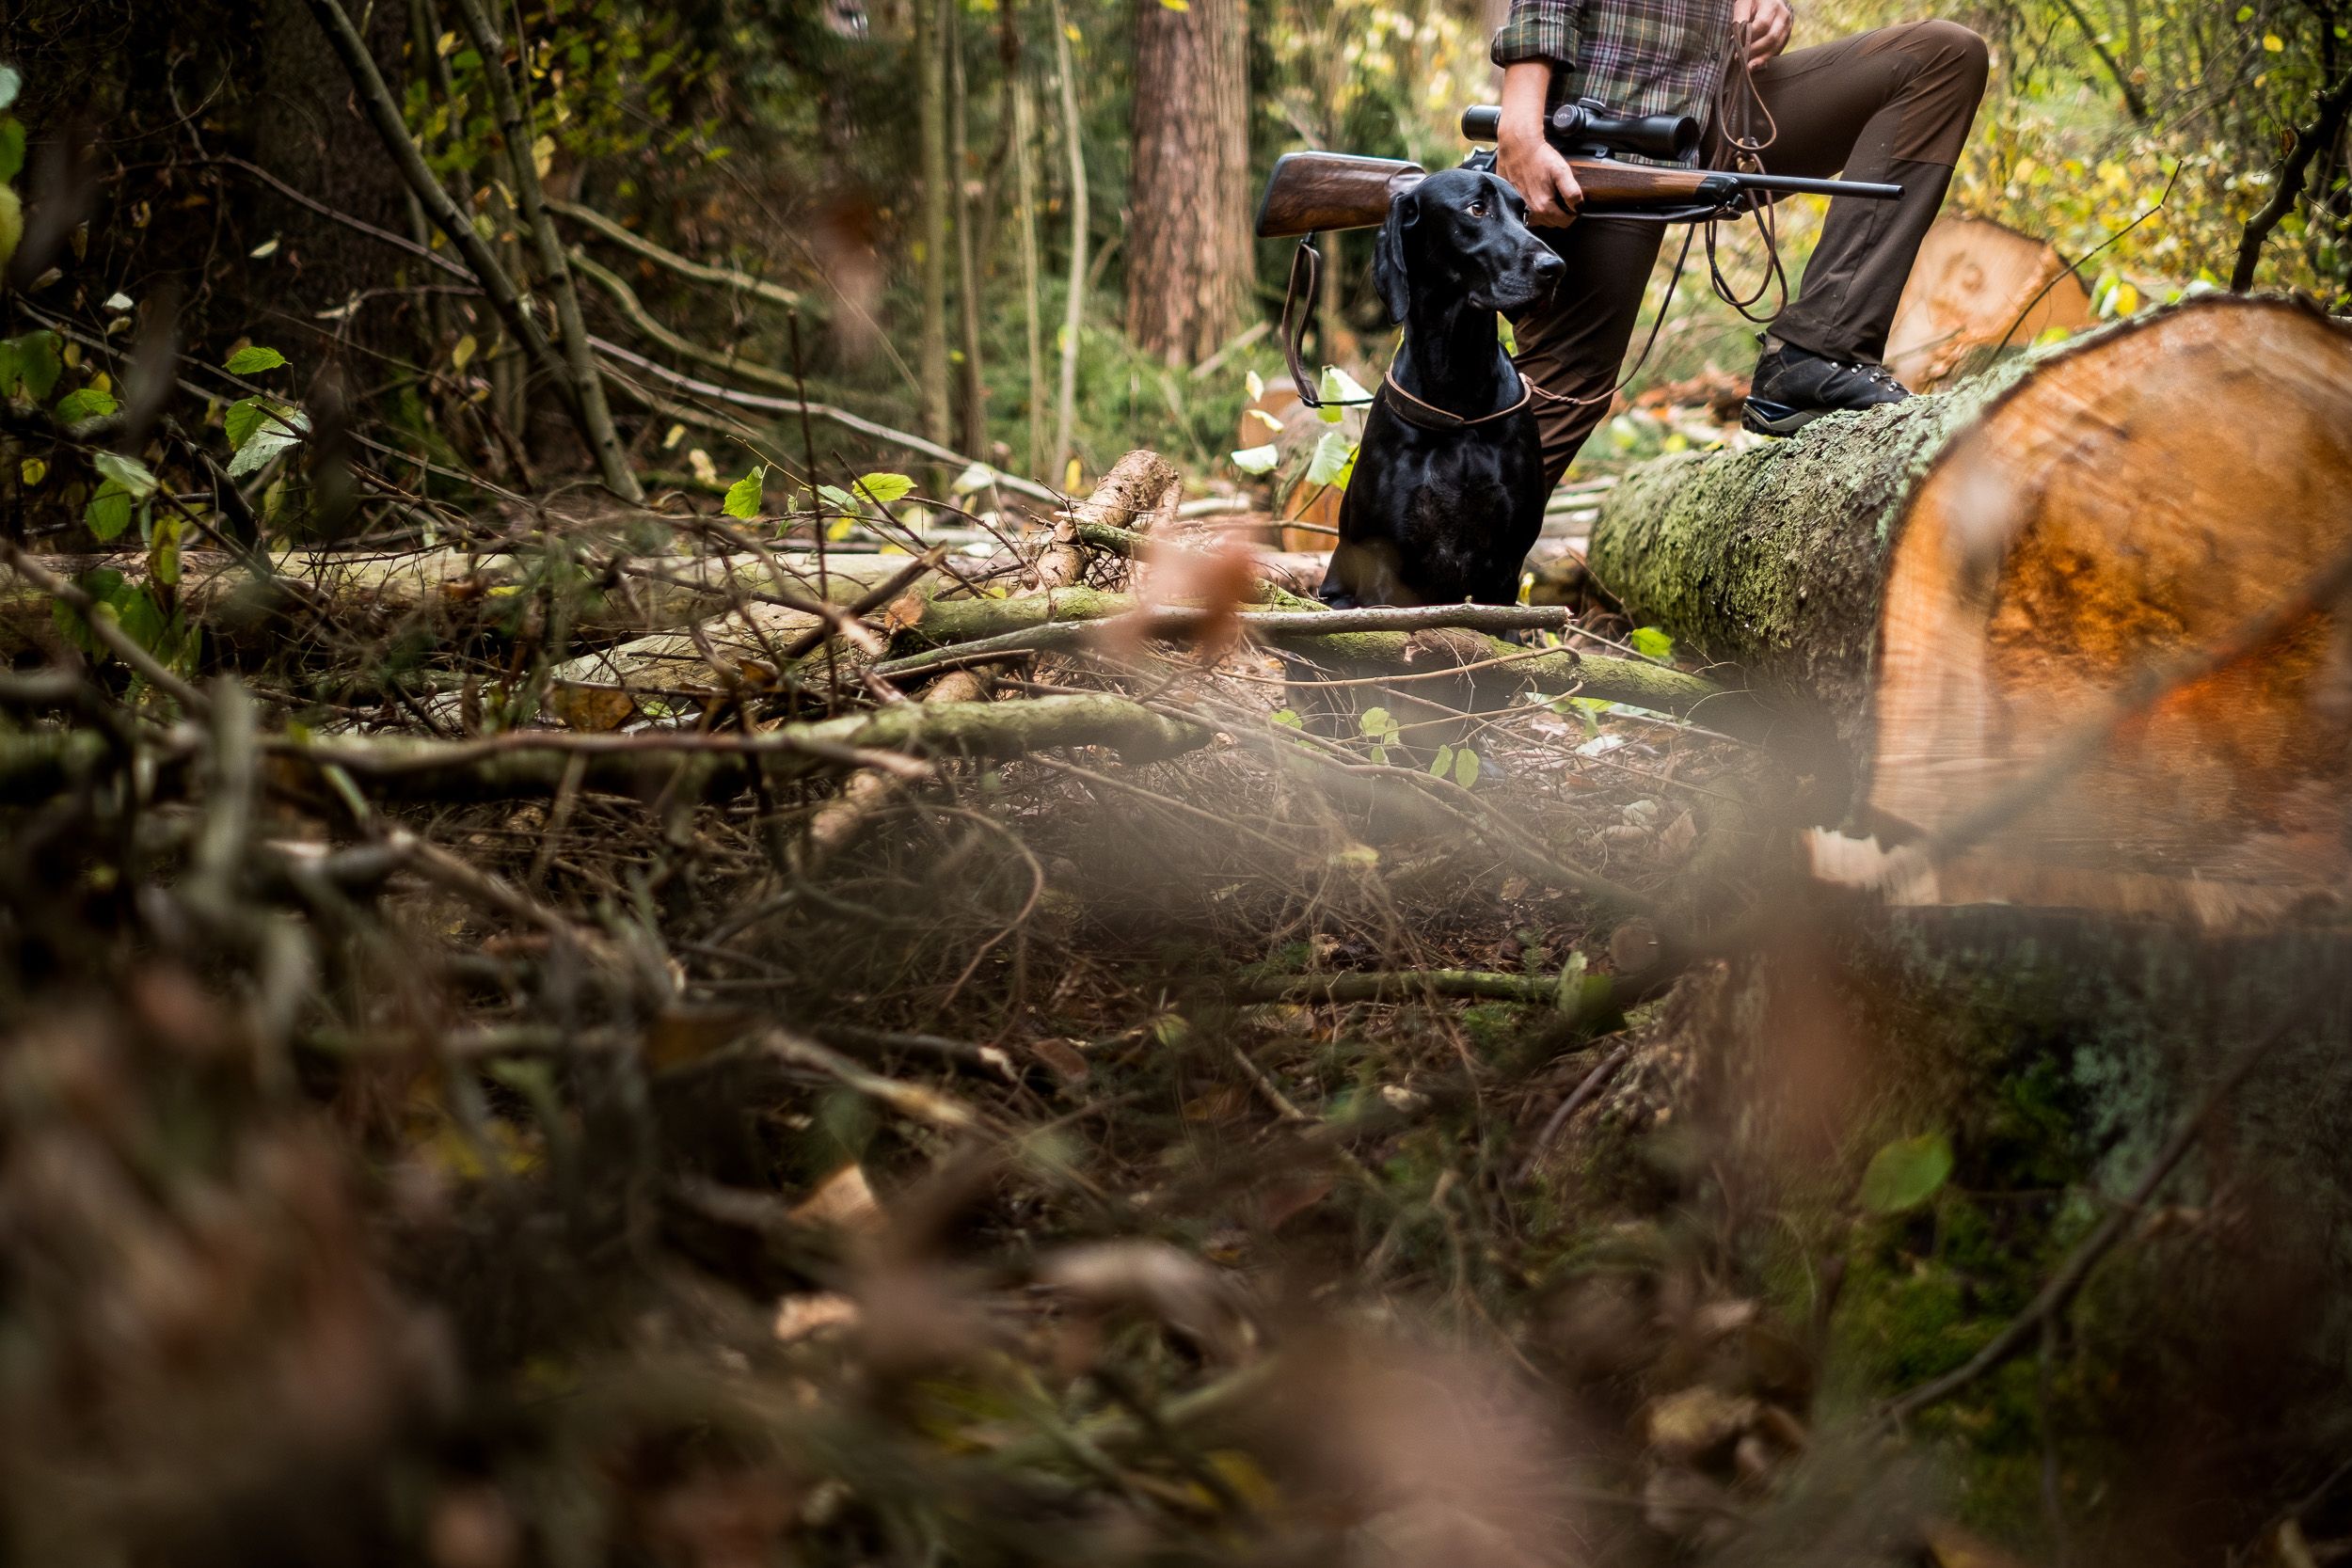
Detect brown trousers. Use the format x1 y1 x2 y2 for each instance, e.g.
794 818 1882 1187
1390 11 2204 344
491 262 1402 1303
1514 20 1991 488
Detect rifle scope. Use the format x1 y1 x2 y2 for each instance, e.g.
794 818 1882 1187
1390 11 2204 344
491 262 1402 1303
1460 99 1703 163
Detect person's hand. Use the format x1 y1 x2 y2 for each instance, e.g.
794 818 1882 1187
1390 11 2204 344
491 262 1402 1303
1497 114 1584 227
1734 0 1793 66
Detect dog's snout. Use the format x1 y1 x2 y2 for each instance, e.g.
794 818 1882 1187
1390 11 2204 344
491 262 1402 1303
1533 250 1565 283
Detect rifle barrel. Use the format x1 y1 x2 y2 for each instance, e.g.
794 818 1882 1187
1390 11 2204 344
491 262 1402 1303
1717 171 1905 202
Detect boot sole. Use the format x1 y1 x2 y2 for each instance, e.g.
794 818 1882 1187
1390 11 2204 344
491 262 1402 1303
1740 398 1823 437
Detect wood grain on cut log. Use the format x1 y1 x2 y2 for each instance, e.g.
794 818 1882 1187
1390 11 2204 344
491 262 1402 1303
1884 215 2095 390
1589 296 2352 924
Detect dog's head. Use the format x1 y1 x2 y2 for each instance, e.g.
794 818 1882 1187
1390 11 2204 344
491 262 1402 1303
1371 166 1563 326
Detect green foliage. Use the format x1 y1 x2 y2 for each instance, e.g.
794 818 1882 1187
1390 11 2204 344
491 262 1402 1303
0 331 60 402
722 466 765 519
1858 1131 1954 1215
53 387 117 424
223 344 287 375
49 567 199 679
1428 743 1480 788
225 397 309 479
1628 626 1675 661
850 471 914 506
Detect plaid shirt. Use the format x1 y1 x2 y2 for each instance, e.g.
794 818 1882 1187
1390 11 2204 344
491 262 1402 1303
1490 0 1737 149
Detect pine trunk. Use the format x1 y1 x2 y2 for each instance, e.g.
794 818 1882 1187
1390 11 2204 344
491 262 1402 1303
1586 296 2352 926
1124 0 1250 367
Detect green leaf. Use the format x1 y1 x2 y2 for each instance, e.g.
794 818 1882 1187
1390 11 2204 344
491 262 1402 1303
1315 365 1370 423
0 67 19 112
225 397 308 478
1453 748 1481 788
84 480 135 541
1230 443 1279 476
1429 744 1455 778
91 450 157 498
8 331 59 401
52 568 122 657
0 119 24 185
722 466 766 519
224 344 289 375
1269 708 1303 730
1628 625 1675 660
851 470 914 506
1357 705 1395 741
150 512 184 587
54 387 118 424
1305 430 1357 489
1858 1132 1953 1215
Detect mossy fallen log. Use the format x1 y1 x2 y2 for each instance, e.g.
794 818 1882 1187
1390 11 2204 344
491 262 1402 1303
896 585 1755 727
0 548 935 660
1589 295 2352 924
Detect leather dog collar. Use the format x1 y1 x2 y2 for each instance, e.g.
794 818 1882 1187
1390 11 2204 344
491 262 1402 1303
1377 367 1534 430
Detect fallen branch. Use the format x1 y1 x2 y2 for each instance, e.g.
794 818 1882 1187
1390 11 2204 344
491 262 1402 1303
894 587 1744 724
268 694 1212 802
1232 968 1585 1007
550 198 806 310
1518 1042 1635 1182
592 337 1061 505
570 247 811 399
882 600 1578 681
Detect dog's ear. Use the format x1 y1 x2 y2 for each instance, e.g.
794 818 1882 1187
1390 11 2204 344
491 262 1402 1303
1372 189 1418 326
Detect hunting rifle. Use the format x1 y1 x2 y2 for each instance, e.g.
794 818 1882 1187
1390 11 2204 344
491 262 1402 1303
1256 100 1904 237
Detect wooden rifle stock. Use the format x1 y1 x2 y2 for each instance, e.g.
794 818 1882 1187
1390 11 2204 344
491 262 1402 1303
1254 150 1714 238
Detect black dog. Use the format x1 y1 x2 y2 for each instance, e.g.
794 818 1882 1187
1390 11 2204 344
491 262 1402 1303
1319 166 1563 609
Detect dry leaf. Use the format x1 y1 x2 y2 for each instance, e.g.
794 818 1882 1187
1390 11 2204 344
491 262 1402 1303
772 1292 861 1343
1025 1037 1090 1084
1035 1240 1255 1362
790 1164 884 1234
1661 809 1698 858
1645 1386 1759 1464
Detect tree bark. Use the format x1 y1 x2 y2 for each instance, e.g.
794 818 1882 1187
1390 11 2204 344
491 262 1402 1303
1587 295 2352 924
1048 0 1088 475
1124 0 1252 367
914 0 954 474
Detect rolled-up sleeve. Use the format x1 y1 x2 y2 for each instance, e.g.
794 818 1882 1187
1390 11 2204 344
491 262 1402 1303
1490 0 1581 71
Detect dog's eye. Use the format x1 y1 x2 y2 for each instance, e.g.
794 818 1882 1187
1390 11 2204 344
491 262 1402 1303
1466 199 1487 217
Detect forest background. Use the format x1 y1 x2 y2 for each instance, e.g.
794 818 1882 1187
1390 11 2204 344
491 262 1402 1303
5 0 2346 513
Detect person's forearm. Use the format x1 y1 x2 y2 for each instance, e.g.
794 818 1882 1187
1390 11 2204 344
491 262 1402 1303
1500 61 1552 138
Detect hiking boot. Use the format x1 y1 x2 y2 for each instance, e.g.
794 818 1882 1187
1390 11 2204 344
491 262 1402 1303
1741 337 1910 436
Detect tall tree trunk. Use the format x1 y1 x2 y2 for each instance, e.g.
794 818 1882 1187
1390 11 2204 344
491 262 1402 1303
1049 0 1088 480
949 13 988 459
1123 0 1251 367
915 0 953 474
1009 46 1048 479
998 2 1047 479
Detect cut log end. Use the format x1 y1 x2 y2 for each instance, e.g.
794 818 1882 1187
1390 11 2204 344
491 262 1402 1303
1593 295 2352 928
1871 297 2352 918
